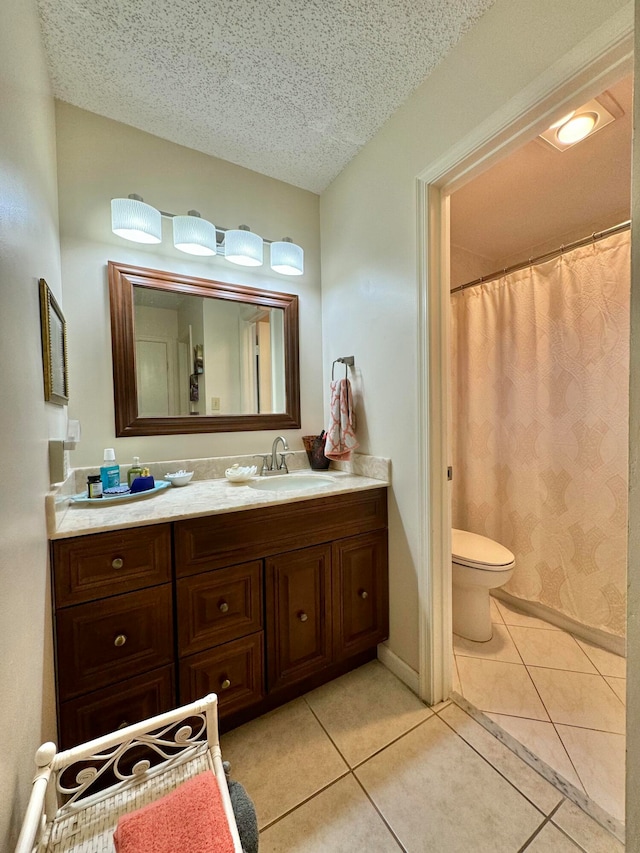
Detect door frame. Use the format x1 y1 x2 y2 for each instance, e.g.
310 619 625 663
415 6 634 705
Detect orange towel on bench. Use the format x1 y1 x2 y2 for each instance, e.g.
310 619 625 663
113 771 235 853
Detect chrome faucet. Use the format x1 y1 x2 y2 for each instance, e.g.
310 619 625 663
253 436 291 475
271 436 289 472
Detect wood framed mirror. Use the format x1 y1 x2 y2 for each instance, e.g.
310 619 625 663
108 261 300 436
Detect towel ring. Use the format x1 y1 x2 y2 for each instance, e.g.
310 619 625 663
332 360 348 381
332 356 355 381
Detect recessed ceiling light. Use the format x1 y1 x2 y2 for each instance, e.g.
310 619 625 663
556 112 597 145
549 110 575 129
538 96 618 152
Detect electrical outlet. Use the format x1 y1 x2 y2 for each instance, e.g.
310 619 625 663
211 397 221 412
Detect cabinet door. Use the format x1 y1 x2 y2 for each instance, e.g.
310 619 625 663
59 665 175 749
266 544 332 691
333 531 389 660
180 633 264 716
56 585 173 700
177 560 262 656
53 524 172 607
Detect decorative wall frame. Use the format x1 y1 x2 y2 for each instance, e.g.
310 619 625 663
39 278 69 406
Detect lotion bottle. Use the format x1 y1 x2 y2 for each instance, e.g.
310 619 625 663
100 448 120 490
127 456 143 487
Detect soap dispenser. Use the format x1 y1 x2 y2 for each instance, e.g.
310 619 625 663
100 448 120 490
127 456 143 487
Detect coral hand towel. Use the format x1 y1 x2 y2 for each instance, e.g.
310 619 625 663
113 771 235 853
325 378 359 461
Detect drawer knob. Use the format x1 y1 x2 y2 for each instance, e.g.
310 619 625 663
359 589 369 600
220 678 231 690
218 601 229 613
112 557 124 570
114 634 127 647
298 611 308 623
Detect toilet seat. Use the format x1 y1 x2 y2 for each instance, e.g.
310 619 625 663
452 529 515 571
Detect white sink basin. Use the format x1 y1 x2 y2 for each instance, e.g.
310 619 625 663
248 475 335 492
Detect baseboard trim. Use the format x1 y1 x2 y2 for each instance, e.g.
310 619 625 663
492 590 626 657
377 643 420 695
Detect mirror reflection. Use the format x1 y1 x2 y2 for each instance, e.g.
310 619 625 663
108 261 300 437
133 287 286 417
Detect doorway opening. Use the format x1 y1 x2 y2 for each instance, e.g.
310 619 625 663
416 16 633 834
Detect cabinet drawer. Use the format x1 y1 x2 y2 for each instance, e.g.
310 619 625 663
53 524 172 607
333 531 389 659
180 633 264 716
56 585 173 700
177 561 262 656
175 488 387 576
266 544 332 692
58 666 175 749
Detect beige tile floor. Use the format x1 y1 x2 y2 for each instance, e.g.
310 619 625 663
221 659 624 851
453 597 627 825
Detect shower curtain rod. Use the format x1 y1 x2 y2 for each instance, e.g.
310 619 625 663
451 219 631 294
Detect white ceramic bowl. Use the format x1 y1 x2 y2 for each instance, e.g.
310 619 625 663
225 465 258 483
165 470 194 487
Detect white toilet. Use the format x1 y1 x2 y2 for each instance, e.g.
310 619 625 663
452 529 515 642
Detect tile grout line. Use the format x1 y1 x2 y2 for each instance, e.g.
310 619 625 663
303 692 438 774
523 661 625 736
299 694 415 850
452 655 626 839
511 633 588 790
499 620 528 668
435 706 553 818
516 799 591 853
500 622 560 729
455 618 594 802
258 770 352 834
350 770 408 852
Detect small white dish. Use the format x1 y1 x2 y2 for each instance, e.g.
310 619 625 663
165 470 194 487
225 464 258 483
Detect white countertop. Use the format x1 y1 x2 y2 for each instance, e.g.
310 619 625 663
51 470 388 539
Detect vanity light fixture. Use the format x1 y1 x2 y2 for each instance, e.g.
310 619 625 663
172 210 217 256
539 96 619 152
270 237 304 276
223 225 264 267
111 194 162 244
110 196 304 276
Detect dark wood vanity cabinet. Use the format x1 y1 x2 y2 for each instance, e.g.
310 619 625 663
176 559 266 714
51 487 388 747
52 525 175 748
333 531 389 660
266 544 334 692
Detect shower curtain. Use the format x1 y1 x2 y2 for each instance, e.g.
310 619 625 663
451 230 630 638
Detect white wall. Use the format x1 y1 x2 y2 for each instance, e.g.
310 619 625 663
55 103 323 467
0 0 61 846
203 299 243 414
320 0 630 673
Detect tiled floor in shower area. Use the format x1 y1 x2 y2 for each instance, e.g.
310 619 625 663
221 658 623 851
453 596 626 826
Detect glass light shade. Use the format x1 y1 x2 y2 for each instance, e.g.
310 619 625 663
173 213 217 256
270 239 304 276
556 113 597 145
224 227 263 266
111 197 162 244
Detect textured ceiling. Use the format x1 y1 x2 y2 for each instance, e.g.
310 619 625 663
36 0 495 193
